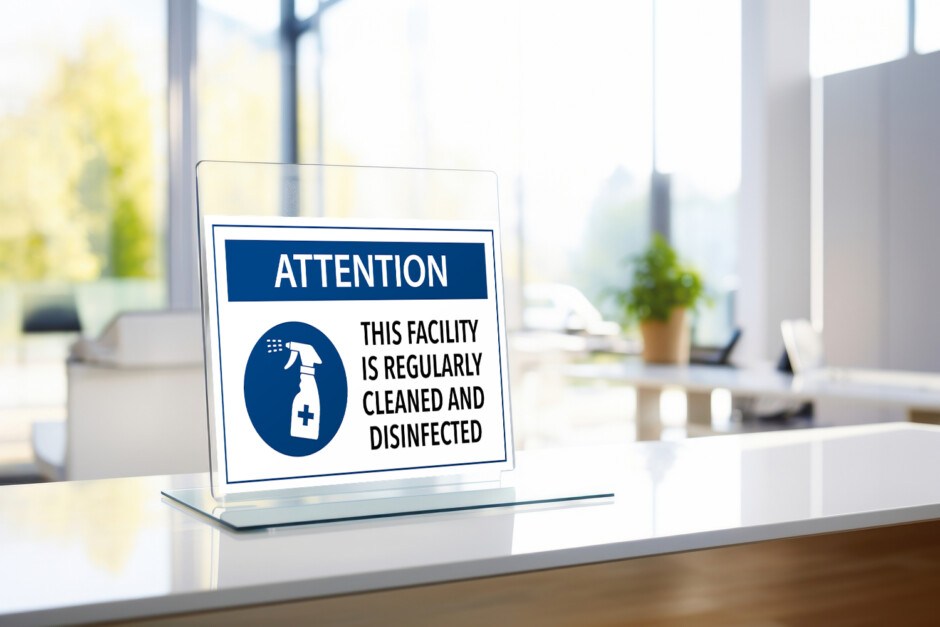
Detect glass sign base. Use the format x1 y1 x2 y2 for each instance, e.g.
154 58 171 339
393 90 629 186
162 477 613 530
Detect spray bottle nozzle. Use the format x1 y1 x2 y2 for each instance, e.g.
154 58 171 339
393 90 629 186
284 341 322 375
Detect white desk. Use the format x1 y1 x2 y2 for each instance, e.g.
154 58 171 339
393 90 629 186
567 362 940 440
3 423 940 625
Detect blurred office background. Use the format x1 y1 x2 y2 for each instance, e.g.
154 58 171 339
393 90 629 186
1 0 939 480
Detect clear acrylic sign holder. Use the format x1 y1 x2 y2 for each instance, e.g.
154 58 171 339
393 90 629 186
162 161 612 530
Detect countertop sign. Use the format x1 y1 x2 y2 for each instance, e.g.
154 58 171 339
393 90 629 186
203 216 514 494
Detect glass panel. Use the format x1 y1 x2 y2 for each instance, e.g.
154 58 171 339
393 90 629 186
0 2 167 439
194 162 508 495
656 0 741 346
916 0 940 53
811 0 909 76
197 0 281 161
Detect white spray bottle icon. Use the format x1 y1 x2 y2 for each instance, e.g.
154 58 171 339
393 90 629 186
283 341 323 440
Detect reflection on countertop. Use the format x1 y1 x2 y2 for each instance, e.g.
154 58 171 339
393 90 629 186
3 423 940 623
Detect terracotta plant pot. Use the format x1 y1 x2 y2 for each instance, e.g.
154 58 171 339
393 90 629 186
639 308 690 364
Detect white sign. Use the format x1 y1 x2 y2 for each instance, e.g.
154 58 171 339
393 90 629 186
202 216 514 494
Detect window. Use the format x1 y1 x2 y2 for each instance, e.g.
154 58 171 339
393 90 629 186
656 0 741 345
197 0 281 162
315 0 653 323
916 0 940 53
0 1 167 353
811 0 909 76
304 0 657 445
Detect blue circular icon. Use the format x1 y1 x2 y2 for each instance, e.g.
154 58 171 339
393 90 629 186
244 321 347 457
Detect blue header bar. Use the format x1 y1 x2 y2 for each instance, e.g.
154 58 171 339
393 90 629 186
224 239 488 302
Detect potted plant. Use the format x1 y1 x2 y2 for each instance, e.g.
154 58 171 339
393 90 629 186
614 234 705 364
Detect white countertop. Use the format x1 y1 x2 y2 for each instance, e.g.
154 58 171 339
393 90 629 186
4 423 940 625
568 362 940 409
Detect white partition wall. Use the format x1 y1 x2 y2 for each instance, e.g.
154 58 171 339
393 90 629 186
821 63 889 369
885 52 940 371
823 50 940 371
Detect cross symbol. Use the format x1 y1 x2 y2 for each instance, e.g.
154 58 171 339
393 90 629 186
297 405 315 426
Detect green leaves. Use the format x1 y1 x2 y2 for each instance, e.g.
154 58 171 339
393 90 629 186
614 234 705 323
0 28 156 282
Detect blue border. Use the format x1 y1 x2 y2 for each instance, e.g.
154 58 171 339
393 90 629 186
211 223 509 485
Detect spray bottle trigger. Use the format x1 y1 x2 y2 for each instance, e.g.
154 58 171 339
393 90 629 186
284 350 298 370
